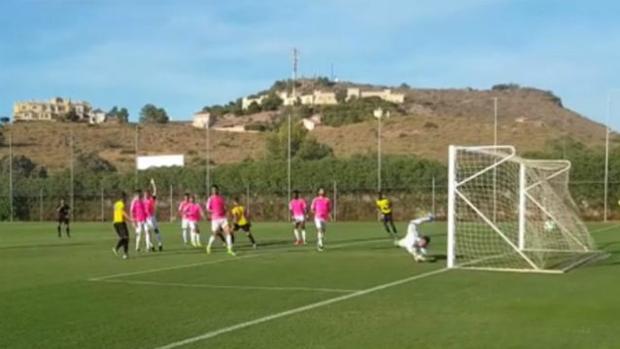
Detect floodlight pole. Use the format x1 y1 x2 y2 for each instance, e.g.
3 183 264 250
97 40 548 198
8 133 13 222
604 94 611 222
493 97 498 222
288 48 298 219
134 124 139 187
205 123 210 193
70 128 74 221
374 108 386 192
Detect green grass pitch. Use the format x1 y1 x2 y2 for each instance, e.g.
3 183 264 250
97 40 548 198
1 221 619 349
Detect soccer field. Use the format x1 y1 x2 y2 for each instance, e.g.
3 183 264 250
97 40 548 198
1 221 619 349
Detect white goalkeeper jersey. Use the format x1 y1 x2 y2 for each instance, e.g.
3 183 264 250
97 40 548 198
399 215 432 254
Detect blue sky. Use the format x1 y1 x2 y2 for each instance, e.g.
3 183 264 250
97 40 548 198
1 0 619 131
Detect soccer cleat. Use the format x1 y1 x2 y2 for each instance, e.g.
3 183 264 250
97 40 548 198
227 249 237 257
294 240 301 246
150 247 156 252
317 244 324 252
206 245 211 255
122 254 128 260
252 244 257 249
112 247 118 257
159 245 163 252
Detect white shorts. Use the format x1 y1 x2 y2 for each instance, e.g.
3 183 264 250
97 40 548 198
293 215 305 223
145 216 159 230
134 221 146 234
314 218 327 230
211 218 229 233
187 221 199 233
181 218 189 230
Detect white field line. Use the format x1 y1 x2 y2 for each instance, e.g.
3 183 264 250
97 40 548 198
94 279 359 294
89 254 264 281
88 238 386 281
589 223 620 234
152 267 450 349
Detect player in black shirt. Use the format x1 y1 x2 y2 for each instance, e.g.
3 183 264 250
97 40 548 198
56 199 71 238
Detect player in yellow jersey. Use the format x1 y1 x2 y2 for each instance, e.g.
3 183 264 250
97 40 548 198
230 197 257 249
376 191 398 242
112 192 131 259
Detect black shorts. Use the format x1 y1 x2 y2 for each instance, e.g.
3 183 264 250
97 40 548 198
382 213 394 223
233 223 251 233
114 222 129 239
58 217 69 225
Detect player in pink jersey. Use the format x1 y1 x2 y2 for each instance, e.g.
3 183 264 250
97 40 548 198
205 185 235 256
143 179 163 252
184 195 204 247
178 192 191 245
130 190 152 252
311 187 332 252
289 190 308 245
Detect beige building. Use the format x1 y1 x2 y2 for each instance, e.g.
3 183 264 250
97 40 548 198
13 97 100 122
241 95 267 110
241 87 403 111
192 111 213 129
346 88 405 104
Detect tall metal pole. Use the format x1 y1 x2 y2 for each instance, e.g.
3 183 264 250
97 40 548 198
377 113 382 191
134 124 139 187
332 180 337 222
245 183 251 216
8 133 13 222
205 124 210 193
493 97 498 222
39 187 43 222
432 176 436 216
604 95 611 222
288 48 298 219
169 184 173 223
100 183 104 222
70 128 74 221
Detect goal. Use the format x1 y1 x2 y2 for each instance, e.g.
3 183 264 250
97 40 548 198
446 145 603 273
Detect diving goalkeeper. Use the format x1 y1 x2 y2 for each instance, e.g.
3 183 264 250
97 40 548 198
397 214 433 262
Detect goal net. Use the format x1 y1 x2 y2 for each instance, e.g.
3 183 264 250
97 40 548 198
447 145 603 273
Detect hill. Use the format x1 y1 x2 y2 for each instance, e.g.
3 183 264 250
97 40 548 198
0 82 610 172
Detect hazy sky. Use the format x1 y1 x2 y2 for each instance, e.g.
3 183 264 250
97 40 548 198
1 0 619 131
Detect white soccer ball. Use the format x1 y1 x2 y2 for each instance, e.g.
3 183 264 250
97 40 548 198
544 220 556 232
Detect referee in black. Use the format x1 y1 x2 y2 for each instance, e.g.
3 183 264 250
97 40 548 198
56 199 71 238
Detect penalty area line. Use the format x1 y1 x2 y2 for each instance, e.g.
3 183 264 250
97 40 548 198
88 238 387 282
93 279 359 294
151 267 450 349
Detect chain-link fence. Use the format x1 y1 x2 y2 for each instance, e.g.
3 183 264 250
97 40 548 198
0 180 618 222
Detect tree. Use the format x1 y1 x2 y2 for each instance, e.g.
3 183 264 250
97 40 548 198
117 108 129 123
261 93 283 111
399 82 410 89
247 101 262 114
266 123 307 160
63 110 80 122
139 104 169 124
0 155 47 178
296 137 333 160
107 106 129 123
335 89 347 103
76 152 116 173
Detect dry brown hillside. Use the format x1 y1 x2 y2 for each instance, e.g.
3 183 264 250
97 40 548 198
0 86 608 172
314 87 608 160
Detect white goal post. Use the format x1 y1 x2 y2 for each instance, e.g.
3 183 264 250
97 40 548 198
447 145 603 273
